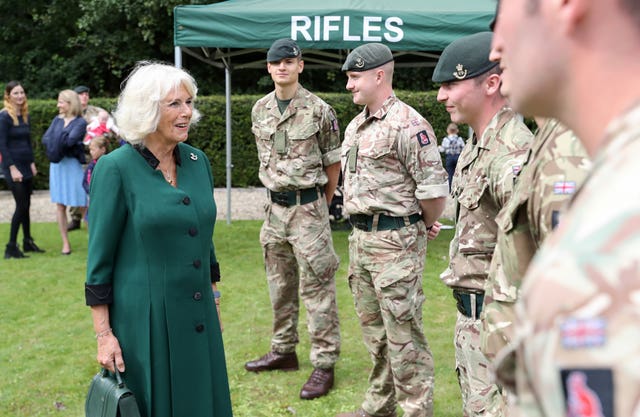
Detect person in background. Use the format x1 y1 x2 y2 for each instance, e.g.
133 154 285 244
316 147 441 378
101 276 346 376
337 43 449 417
0 81 44 259
85 61 232 417
432 31 534 417
68 85 118 231
245 38 341 401
438 122 465 191
82 135 108 226
42 89 87 255
84 109 113 145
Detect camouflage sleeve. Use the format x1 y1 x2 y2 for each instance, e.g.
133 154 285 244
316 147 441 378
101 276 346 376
528 137 590 244
487 149 528 208
318 103 341 167
397 117 449 200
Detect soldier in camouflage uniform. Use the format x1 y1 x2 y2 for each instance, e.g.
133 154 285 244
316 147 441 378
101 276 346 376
432 32 534 417
244 38 341 400
480 118 590 412
336 43 449 417
491 0 640 415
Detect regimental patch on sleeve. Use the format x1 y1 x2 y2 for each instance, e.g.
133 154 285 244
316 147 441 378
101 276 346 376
416 130 431 147
560 369 614 417
554 181 577 195
330 117 339 132
560 317 607 349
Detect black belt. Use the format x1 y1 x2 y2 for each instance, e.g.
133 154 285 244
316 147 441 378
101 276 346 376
349 213 422 232
452 289 484 319
269 187 323 207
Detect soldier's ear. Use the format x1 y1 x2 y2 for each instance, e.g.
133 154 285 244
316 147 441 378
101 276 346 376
485 73 502 96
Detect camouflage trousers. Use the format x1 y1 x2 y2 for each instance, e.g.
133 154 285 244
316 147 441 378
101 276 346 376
260 198 341 369
348 222 434 417
455 312 507 417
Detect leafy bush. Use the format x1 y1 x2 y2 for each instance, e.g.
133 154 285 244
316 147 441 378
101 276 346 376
1 91 461 190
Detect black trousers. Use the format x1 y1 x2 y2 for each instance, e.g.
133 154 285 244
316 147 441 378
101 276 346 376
8 177 33 244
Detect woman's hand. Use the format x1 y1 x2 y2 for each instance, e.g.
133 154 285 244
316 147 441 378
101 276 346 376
30 162 37 176
9 165 23 183
96 331 125 373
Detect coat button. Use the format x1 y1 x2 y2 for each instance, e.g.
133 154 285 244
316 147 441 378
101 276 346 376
189 227 197 236
182 196 191 205
195 324 205 333
193 292 202 301
193 259 201 268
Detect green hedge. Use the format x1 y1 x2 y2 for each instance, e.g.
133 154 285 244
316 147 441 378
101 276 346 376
1 91 460 190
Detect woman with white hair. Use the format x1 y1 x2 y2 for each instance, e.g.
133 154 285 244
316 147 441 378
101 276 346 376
85 62 232 417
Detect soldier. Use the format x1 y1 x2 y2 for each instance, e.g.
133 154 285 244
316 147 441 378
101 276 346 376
432 32 534 417
67 85 118 231
491 0 640 415
244 38 341 400
336 43 449 417
480 117 590 412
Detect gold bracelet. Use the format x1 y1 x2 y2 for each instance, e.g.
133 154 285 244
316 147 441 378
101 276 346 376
96 328 112 339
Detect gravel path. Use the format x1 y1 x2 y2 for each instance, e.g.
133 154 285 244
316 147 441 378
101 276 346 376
0 188 454 223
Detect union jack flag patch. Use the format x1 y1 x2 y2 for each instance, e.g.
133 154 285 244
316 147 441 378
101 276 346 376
554 181 577 195
561 317 606 349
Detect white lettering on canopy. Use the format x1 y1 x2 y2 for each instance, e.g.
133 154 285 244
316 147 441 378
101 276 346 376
291 15 404 43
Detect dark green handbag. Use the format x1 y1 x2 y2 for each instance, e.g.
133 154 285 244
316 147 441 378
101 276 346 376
85 365 141 417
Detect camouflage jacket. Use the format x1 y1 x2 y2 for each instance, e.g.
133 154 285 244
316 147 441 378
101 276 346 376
502 102 640 416
341 95 448 216
481 119 591 359
251 85 341 191
440 107 533 291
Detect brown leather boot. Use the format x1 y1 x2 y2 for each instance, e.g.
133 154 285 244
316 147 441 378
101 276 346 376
244 351 299 372
300 367 334 399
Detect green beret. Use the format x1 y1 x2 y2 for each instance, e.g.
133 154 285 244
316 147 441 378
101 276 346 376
432 32 498 83
267 38 301 62
341 43 394 72
74 85 90 94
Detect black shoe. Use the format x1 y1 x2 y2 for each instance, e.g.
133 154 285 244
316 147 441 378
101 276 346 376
244 351 299 372
23 238 45 253
4 243 28 259
67 219 81 231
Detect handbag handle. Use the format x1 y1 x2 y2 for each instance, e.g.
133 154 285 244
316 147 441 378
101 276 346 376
100 360 125 388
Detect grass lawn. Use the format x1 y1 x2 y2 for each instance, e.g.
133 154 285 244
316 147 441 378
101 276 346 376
0 221 460 416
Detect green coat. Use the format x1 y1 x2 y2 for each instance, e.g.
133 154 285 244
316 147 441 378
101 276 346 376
86 143 232 417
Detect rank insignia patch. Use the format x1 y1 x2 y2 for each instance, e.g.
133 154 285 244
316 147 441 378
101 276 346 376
416 130 430 147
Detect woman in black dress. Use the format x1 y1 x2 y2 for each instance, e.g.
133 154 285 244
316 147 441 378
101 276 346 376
0 81 44 259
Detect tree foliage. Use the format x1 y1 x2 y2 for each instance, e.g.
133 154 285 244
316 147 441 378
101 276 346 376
0 0 220 98
0 0 438 98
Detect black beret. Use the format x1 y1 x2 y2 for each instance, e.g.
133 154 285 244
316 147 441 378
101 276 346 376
432 32 498 83
267 38 301 62
341 43 394 72
74 85 90 94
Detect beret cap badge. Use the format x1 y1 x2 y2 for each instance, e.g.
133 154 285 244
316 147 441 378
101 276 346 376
355 57 365 69
453 64 468 80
